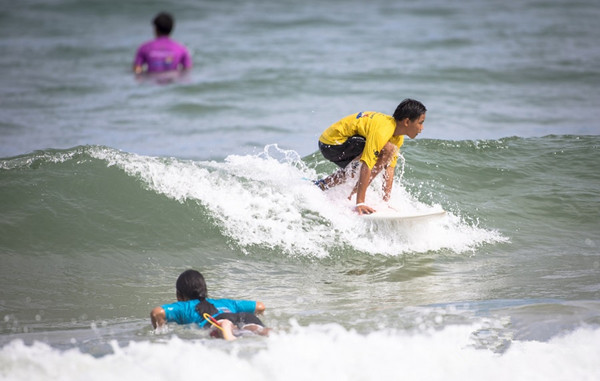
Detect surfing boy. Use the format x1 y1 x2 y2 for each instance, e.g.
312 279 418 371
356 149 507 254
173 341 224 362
150 269 269 340
315 99 427 215
133 12 192 76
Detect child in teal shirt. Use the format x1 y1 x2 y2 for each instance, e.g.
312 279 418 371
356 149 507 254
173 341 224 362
151 269 269 340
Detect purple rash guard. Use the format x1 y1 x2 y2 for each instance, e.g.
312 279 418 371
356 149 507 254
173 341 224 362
134 36 192 73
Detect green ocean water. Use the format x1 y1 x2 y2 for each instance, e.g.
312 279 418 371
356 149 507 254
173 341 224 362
1 136 598 350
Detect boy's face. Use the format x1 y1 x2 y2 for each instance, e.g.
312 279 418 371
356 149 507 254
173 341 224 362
406 113 426 139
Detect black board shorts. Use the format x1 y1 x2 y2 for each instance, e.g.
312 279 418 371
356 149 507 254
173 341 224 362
319 135 366 168
217 312 265 328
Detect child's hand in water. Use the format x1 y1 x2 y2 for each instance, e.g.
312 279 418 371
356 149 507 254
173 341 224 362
152 324 170 335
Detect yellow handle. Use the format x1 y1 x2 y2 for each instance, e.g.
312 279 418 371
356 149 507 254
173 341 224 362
203 313 225 332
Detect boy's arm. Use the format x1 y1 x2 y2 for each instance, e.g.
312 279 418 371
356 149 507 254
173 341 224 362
133 47 145 74
150 306 166 328
354 162 375 214
348 142 397 212
182 49 193 70
255 301 266 315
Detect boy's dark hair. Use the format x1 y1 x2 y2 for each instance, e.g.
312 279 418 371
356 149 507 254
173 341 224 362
176 269 219 317
393 99 427 121
153 12 174 36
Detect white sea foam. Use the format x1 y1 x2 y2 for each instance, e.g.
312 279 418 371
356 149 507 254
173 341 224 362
90 145 506 258
1 323 598 381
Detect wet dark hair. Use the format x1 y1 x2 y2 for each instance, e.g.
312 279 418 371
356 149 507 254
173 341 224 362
153 12 174 36
392 99 427 121
176 269 219 316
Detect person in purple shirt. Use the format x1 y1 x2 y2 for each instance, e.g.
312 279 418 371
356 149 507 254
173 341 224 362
133 12 192 75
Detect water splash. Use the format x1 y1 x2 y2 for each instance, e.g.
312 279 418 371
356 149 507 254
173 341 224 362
85 145 506 257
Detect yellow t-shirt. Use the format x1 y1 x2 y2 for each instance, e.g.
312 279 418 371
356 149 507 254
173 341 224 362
319 111 404 169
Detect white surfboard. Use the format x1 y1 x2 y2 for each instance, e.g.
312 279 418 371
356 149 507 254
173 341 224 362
360 209 446 222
